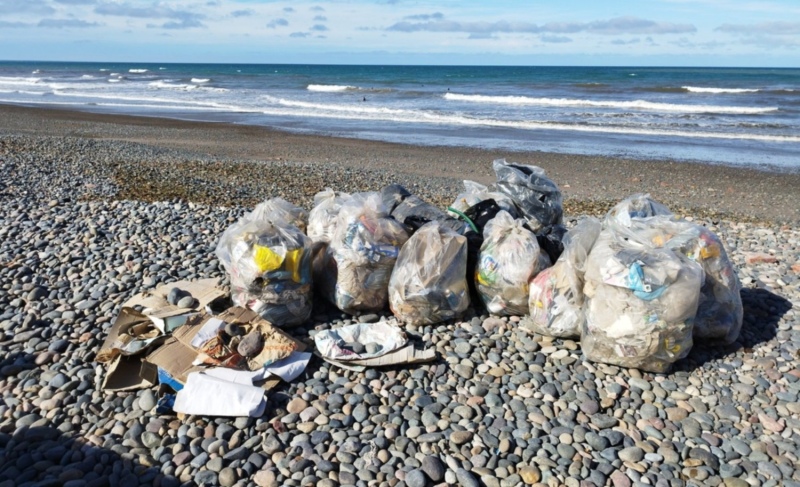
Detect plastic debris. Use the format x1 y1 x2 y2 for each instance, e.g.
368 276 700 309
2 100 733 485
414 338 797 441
493 158 563 231
389 221 471 325
320 192 409 314
582 227 703 373
528 217 602 338
216 205 313 327
476 211 546 315
308 188 351 243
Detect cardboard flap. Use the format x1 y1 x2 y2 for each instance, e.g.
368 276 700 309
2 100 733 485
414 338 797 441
101 355 155 391
97 308 157 363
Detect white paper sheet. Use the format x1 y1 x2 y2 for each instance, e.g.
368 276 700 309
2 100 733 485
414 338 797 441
173 372 266 417
189 318 225 348
263 351 312 382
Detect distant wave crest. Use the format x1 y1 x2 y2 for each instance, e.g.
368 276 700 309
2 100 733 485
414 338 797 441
443 93 777 115
683 86 759 94
129 69 149 73
191 78 210 83
307 84 355 92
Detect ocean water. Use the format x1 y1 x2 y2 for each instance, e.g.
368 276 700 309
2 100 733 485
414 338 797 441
1 62 799 170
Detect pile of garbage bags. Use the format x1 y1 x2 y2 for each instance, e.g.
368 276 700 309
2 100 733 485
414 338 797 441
209 166 742 373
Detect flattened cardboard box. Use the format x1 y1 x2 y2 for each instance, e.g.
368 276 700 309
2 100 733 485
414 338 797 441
146 306 307 391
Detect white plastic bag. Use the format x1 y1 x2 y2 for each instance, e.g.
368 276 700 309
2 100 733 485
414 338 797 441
475 211 545 315
528 217 601 337
251 197 308 233
389 222 470 325
448 180 519 218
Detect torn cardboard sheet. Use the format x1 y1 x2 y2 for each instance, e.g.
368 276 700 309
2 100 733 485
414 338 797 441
97 308 164 364
101 354 156 392
173 372 267 417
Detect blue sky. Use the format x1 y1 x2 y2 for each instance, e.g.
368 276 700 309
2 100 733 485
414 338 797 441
1 0 799 66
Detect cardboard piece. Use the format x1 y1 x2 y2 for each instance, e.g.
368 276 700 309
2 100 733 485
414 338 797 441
323 344 436 371
98 308 159 363
101 354 156 391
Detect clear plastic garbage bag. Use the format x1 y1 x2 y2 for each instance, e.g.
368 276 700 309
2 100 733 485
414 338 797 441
389 221 470 325
603 193 673 236
475 211 545 316
582 228 703 373
528 217 602 338
320 192 409 314
448 180 519 218
251 197 309 234
216 209 313 327
493 159 563 231
308 188 351 243
623 216 743 346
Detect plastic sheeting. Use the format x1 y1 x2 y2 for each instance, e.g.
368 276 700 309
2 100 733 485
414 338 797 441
476 211 545 315
389 222 470 325
308 188 351 243
320 192 409 314
528 217 601 338
493 159 563 231
623 216 743 345
215 203 313 327
582 228 703 373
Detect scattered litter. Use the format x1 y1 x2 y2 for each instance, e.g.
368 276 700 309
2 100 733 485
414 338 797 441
528 217 601 338
476 211 546 315
389 221 470 325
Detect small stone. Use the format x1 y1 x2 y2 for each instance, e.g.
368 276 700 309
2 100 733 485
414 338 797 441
237 330 264 358
519 466 541 484
619 447 644 463
450 430 473 445
138 390 157 412
287 398 309 415
177 296 196 308
405 469 427 487
167 288 183 306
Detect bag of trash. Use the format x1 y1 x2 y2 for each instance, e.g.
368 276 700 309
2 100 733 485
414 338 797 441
448 180 519 218
604 193 673 235
389 221 470 325
493 159 563 231
386 185 470 236
622 216 743 345
320 192 409 314
528 218 601 338
581 227 703 373
308 188 351 243
251 197 309 233
475 211 545 315
216 209 313 327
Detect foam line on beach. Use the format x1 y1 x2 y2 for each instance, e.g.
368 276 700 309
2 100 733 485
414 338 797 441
443 93 778 115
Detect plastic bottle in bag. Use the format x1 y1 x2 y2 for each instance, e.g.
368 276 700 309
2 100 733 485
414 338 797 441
308 188 351 243
320 192 409 314
475 211 545 316
389 221 470 325
582 228 703 373
528 217 601 338
493 159 563 231
623 216 743 346
250 197 309 234
215 209 313 327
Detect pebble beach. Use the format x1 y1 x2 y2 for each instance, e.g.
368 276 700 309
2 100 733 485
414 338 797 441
0 104 799 487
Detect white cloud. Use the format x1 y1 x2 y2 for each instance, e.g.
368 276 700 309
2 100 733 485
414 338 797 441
715 21 800 35
38 18 100 28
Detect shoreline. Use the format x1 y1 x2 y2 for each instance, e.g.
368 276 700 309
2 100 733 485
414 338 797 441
1 103 799 223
